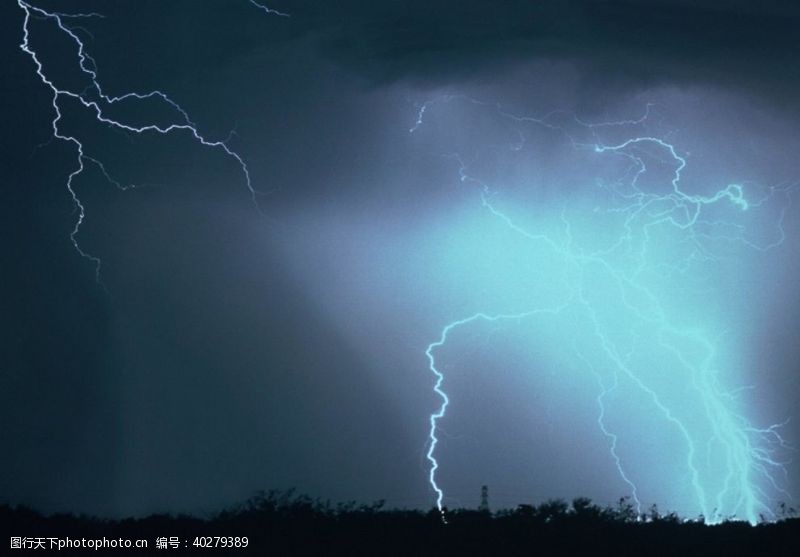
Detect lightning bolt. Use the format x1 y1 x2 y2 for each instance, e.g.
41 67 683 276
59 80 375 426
248 1 291 18
415 95 794 524
16 0 286 283
426 306 571 522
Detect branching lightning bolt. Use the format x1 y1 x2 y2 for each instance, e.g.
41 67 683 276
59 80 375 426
414 95 795 524
16 0 286 283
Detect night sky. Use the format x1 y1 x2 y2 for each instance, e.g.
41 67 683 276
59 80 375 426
2 1 799 521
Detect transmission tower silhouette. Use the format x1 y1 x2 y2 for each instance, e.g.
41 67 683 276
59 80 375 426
479 485 490 513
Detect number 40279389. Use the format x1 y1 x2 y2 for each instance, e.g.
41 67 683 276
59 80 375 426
192 536 249 548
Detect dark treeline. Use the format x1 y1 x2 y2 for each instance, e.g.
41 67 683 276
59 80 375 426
2 491 798 556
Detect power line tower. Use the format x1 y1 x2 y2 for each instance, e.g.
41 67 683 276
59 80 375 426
479 485 490 513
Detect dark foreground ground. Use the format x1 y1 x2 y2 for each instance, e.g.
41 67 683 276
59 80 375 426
2 493 798 556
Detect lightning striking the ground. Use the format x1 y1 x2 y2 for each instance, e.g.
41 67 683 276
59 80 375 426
413 96 795 524
14 0 795 526
16 0 285 283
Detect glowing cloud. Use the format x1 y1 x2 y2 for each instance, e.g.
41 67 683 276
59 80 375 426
414 95 794 524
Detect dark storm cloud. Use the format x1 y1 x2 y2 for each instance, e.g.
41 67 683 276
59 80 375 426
291 1 800 106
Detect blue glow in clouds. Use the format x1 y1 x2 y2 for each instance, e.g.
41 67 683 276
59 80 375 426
414 96 795 524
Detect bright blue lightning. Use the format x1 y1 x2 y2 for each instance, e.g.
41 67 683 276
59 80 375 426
248 1 291 18
415 96 794 524
426 306 571 522
16 0 283 283
574 349 643 513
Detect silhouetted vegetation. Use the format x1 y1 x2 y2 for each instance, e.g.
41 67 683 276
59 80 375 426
2 491 798 555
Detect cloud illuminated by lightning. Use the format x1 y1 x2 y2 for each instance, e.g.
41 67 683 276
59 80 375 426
16 0 285 283
413 95 795 524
